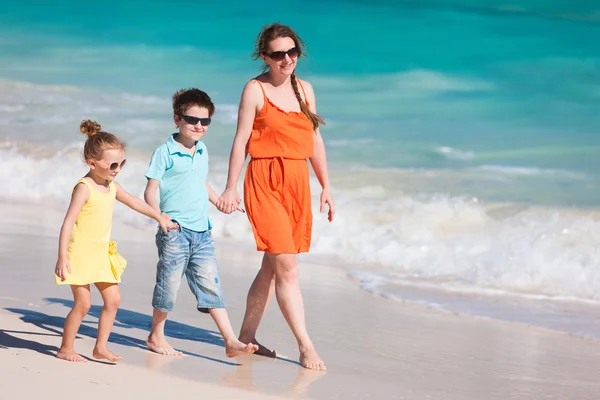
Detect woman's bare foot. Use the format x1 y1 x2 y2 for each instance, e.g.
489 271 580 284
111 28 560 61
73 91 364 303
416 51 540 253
146 336 183 356
92 345 122 362
56 349 87 363
225 340 259 358
299 346 326 370
251 339 277 358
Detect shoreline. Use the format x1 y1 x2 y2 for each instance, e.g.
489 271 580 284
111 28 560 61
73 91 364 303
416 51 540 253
2 202 600 398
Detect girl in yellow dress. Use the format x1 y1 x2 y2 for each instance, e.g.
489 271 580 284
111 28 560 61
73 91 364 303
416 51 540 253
54 120 172 363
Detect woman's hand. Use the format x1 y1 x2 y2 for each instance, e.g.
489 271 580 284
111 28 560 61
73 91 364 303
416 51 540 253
320 188 335 222
217 188 243 214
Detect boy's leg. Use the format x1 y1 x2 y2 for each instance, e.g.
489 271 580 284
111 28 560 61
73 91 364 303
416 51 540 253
148 228 188 356
57 284 91 362
185 230 258 357
93 282 122 362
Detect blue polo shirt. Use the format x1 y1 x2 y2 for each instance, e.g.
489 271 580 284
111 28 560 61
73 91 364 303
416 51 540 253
145 133 211 232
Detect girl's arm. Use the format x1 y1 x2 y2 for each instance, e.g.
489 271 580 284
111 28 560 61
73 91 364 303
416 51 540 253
304 80 335 222
115 182 170 233
55 183 89 281
217 80 262 212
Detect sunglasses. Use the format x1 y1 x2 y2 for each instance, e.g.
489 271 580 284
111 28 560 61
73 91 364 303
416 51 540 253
96 159 127 171
179 114 212 126
265 47 299 61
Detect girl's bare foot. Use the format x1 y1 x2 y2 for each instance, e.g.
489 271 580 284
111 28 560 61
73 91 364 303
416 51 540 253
92 345 122 362
146 336 183 356
225 340 259 358
299 346 326 370
56 349 87 363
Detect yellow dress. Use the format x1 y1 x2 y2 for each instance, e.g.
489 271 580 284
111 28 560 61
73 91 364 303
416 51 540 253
55 178 125 285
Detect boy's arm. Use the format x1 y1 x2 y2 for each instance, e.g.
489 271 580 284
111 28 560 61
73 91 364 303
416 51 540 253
144 179 161 213
206 182 219 206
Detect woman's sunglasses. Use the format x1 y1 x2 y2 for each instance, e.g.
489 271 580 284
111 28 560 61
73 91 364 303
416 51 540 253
96 159 127 171
265 47 299 61
179 114 212 126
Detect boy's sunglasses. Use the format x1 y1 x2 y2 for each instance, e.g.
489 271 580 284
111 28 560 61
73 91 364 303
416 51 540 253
179 114 212 126
96 159 127 171
265 47 299 61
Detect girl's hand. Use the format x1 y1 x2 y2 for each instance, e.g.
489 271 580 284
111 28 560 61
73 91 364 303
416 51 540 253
320 188 335 222
217 189 242 214
55 257 71 282
157 213 172 234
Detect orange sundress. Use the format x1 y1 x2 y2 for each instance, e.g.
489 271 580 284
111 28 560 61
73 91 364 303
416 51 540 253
244 79 314 254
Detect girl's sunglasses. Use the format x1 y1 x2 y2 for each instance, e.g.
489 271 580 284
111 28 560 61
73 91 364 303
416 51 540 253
265 47 299 61
179 114 212 126
96 159 127 171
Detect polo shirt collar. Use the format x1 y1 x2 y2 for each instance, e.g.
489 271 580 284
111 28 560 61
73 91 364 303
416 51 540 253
167 133 203 155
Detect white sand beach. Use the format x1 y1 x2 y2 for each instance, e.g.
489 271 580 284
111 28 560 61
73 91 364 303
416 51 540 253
1 201 600 400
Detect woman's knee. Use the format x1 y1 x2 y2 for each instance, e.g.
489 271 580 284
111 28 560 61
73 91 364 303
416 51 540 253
274 257 299 284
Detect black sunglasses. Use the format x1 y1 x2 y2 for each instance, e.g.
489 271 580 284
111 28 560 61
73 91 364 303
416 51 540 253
96 159 127 171
179 114 212 126
265 47 299 61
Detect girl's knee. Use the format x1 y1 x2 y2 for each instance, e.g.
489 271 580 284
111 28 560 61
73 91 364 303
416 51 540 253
104 293 121 311
73 299 91 315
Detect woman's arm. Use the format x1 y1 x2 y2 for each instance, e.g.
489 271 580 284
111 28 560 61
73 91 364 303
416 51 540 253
304 80 335 222
217 80 262 212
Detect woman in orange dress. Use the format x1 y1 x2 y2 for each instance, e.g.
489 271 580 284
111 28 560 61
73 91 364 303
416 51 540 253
217 23 334 370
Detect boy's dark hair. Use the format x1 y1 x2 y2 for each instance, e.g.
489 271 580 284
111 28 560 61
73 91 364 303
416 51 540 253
172 88 215 117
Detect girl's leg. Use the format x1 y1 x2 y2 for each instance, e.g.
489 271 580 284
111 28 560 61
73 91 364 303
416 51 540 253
93 282 121 362
238 253 276 357
57 285 91 362
270 253 326 370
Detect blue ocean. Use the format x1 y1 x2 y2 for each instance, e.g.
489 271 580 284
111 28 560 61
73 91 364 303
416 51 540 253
2 1 600 337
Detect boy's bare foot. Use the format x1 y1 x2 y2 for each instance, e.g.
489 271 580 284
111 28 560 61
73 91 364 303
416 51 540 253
299 346 326 370
225 340 259 358
92 346 122 362
251 339 277 358
146 337 183 356
56 349 87 363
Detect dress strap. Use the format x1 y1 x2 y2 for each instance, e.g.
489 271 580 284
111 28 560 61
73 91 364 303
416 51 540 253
254 79 267 99
73 178 90 193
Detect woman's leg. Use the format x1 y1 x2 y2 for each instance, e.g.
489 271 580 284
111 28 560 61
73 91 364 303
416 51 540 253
270 253 325 370
238 253 277 357
93 282 122 362
56 285 91 362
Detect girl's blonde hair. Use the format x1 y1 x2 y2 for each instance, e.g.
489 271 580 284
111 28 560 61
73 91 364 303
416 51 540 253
79 120 125 162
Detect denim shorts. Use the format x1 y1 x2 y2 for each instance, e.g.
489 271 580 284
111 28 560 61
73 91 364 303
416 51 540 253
152 224 225 313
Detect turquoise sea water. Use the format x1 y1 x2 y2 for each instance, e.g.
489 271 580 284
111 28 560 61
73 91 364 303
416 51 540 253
2 1 600 336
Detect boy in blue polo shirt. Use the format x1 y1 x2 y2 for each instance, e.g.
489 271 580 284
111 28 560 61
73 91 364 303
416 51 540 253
144 88 258 357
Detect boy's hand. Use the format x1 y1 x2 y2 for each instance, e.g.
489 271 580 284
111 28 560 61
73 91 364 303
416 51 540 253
54 257 71 282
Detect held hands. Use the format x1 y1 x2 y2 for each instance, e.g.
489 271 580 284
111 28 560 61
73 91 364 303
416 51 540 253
55 257 71 282
216 188 245 215
158 212 178 233
320 188 336 222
